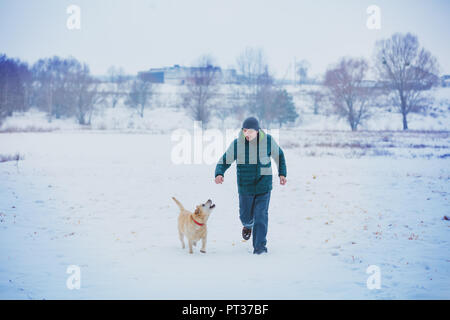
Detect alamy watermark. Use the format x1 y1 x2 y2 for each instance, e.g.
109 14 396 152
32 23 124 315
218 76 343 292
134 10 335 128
67 5 81 30
366 265 381 290
66 265 81 290
366 5 381 30
171 122 281 175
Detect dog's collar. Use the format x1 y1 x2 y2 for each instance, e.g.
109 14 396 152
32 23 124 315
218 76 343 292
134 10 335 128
191 215 204 226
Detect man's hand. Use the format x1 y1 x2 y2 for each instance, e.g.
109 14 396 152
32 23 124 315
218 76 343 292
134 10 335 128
215 175 224 184
279 175 287 185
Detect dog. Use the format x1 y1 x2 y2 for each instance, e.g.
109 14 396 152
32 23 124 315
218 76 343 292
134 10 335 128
172 197 215 254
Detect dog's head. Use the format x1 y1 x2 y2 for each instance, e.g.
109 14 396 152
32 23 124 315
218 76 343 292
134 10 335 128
194 199 215 222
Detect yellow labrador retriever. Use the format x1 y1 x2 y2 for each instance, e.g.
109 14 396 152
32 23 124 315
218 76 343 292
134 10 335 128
172 197 215 254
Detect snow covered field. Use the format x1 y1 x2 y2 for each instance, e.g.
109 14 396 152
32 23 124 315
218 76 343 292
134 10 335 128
0 130 449 299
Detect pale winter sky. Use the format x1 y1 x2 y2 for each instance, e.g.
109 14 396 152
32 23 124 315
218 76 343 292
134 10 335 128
1 0 449 79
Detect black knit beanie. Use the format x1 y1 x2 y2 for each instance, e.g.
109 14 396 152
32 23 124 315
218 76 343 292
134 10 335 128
242 117 260 131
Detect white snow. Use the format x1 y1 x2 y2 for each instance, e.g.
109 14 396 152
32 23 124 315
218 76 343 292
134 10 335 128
0 130 449 299
0 85 449 299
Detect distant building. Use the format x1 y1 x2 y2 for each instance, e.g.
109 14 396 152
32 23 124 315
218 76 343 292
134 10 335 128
221 68 238 84
139 71 164 83
138 64 238 85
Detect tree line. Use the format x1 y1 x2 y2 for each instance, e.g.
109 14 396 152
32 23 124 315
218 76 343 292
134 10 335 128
321 32 439 131
0 32 441 131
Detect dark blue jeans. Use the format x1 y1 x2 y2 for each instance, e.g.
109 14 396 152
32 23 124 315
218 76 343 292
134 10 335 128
239 191 271 253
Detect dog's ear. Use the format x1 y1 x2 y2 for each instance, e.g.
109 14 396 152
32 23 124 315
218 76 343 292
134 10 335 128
194 207 200 215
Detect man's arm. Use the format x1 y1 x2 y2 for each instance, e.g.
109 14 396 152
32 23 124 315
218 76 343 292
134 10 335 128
215 139 237 179
269 135 287 178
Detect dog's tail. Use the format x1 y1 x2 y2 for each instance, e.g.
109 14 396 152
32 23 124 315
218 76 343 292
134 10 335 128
172 197 184 211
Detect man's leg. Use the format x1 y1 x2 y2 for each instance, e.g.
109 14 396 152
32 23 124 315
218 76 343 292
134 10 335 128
252 191 271 253
239 194 255 229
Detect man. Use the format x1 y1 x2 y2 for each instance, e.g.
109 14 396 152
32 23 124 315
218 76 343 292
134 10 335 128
214 117 287 254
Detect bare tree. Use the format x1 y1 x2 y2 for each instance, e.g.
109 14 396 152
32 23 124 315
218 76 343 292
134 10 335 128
253 67 276 127
125 77 153 118
296 59 311 85
229 88 247 124
181 55 220 127
324 57 375 131
374 32 440 130
32 56 75 120
67 63 101 125
31 56 100 124
235 47 268 112
234 47 298 128
107 66 127 108
308 89 326 115
252 67 298 128
0 54 30 123
31 57 56 121
236 47 268 88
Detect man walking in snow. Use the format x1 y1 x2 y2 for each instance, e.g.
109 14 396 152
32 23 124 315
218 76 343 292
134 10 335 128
214 117 287 254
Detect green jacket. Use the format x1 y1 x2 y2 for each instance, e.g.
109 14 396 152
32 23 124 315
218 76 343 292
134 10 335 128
215 130 287 195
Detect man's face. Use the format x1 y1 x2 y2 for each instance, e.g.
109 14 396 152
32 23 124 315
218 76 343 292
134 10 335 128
243 128 258 141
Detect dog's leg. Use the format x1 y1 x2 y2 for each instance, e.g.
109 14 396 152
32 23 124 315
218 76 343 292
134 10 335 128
200 237 207 253
188 240 194 254
179 231 185 249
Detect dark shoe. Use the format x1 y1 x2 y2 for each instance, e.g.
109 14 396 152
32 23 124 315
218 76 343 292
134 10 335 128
253 248 268 255
242 227 252 240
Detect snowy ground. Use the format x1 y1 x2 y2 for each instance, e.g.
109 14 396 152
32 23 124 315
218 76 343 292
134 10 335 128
0 130 449 299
